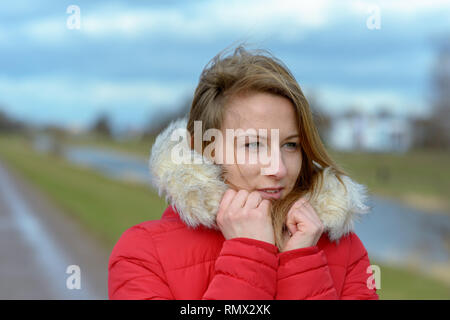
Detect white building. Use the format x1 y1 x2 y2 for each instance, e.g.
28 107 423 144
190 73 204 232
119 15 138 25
328 110 413 153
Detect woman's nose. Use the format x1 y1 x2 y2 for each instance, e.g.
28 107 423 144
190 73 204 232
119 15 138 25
262 148 287 179
271 156 287 179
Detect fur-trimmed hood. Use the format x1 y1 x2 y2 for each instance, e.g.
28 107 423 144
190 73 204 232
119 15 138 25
148 117 371 243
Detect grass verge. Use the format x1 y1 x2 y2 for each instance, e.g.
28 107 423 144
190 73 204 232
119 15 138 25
371 260 450 299
0 135 166 248
330 149 450 215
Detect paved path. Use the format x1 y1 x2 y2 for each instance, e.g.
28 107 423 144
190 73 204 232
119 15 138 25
0 160 110 299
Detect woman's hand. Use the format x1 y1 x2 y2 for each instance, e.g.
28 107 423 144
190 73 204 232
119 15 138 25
281 197 324 252
217 189 275 245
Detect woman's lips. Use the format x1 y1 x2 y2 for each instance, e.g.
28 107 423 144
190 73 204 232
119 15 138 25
257 188 284 200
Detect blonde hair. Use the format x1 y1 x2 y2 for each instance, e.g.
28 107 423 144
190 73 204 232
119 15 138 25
187 45 347 251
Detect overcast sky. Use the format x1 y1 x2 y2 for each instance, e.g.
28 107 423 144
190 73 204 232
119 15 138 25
0 0 449 131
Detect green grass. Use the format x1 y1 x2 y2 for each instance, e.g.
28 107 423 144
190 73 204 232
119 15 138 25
372 260 450 299
330 149 450 214
0 134 449 299
0 134 167 248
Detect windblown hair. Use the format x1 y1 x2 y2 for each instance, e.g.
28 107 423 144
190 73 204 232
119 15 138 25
187 45 348 251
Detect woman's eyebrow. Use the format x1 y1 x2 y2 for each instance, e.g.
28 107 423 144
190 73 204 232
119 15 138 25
235 131 269 139
265 133 299 142
234 132 299 141
283 134 300 141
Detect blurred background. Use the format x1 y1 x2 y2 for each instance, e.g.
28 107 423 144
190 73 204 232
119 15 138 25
0 0 449 299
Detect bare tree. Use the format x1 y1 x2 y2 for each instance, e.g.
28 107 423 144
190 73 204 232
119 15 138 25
307 91 332 145
427 35 450 149
91 112 112 138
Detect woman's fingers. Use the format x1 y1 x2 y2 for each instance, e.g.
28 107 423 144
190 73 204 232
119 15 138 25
297 201 320 224
219 189 237 213
228 189 249 212
258 199 271 212
215 189 275 245
245 191 262 208
285 214 299 236
293 198 307 209
219 189 264 215
283 197 325 251
293 199 319 220
286 198 322 232
286 204 305 235
302 202 324 229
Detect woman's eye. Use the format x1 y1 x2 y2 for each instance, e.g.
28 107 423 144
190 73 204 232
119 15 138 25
245 142 260 149
284 142 298 150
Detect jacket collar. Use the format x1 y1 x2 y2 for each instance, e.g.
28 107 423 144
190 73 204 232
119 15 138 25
149 117 371 243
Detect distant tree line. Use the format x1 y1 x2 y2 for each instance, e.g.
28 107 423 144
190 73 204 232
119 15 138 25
0 109 26 133
90 112 112 138
142 96 192 138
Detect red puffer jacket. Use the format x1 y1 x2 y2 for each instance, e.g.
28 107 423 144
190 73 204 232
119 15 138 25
108 118 379 300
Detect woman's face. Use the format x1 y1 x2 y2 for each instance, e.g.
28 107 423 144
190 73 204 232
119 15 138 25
217 91 302 200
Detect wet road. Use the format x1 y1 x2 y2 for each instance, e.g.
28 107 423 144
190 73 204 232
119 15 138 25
0 160 109 299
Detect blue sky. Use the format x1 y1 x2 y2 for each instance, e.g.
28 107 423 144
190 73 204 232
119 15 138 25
0 0 449 131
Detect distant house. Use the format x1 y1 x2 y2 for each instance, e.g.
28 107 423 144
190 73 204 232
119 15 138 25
327 109 413 152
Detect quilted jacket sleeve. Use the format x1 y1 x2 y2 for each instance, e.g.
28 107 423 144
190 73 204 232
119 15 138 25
276 245 339 299
340 232 379 300
275 232 379 300
108 226 280 300
108 226 174 300
202 237 279 300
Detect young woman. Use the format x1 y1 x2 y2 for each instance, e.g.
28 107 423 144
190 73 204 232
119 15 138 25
108 46 379 300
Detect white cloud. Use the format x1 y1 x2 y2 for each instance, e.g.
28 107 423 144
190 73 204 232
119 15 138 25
5 0 450 44
17 0 334 43
78 0 334 41
351 0 450 16
0 75 193 126
88 80 192 106
21 17 67 43
0 75 190 104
